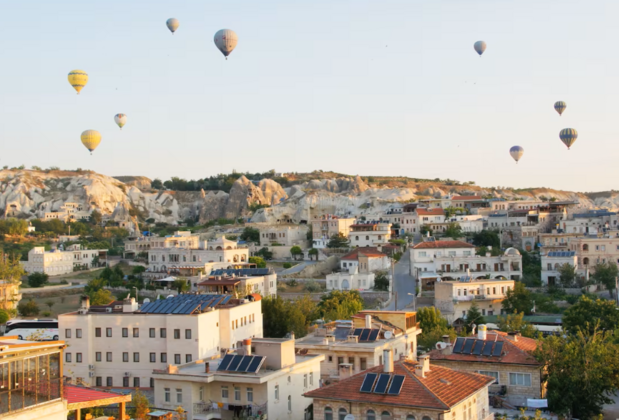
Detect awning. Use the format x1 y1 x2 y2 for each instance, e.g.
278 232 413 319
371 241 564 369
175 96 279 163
527 399 548 408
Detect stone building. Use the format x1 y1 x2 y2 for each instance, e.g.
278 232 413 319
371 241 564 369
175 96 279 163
312 215 356 248
434 278 514 322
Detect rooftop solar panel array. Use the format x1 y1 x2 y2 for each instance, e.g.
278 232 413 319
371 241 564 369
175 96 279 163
547 251 576 257
217 354 266 374
210 268 272 277
138 294 228 314
359 373 405 395
352 328 381 342
452 338 505 357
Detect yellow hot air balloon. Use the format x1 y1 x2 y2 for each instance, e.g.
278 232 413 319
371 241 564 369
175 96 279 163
68 70 88 94
81 130 101 155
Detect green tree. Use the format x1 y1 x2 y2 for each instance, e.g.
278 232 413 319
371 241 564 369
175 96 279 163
240 227 260 243
496 312 537 338
443 222 463 239
0 255 25 284
255 247 273 260
132 265 146 275
89 210 103 226
172 278 190 294
420 225 433 236
465 302 485 331
0 309 9 324
591 262 619 299
317 290 364 321
373 270 390 291
28 272 49 288
416 307 456 349
326 233 349 248
558 263 577 288
129 389 151 420
45 300 55 312
471 230 500 249
563 296 619 335
89 289 114 306
308 248 319 261
18 299 40 317
535 326 619 419
151 179 163 190
248 256 266 268
100 266 114 280
262 296 315 338
502 282 534 315
290 246 303 261
306 225 313 241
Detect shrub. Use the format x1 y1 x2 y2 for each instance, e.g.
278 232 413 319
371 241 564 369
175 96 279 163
304 280 321 293
283 263 292 269
18 300 40 317
287 279 298 287
28 272 49 288
42 311 51 317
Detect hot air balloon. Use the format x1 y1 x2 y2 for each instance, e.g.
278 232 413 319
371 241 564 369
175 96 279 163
114 114 127 130
166 18 179 34
68 70 88 94
474 41 486 56
559 128 578 150
510 146 524 163
81 130 101 155
554 101 566 116
214 29 238 59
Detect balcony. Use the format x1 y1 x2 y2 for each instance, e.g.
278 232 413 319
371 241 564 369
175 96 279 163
0 378 62 416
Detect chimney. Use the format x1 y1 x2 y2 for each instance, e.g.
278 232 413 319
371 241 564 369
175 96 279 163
383 349 394 373
508 331 520 342
81 296 90 310
243 339 252 356
123 297 138 313
478 324 487 340
347 335 359 343
290 332 295 341
205 362 210 373
415 355 431 378
339 364 353 380
365 315 372 328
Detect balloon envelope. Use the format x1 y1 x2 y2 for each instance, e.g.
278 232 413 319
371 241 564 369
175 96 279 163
559 128 578 149
554 101 566 116
114 114 127 130
509 146 524 163
81 130 101 154
474 41 486 56
214 29 238 58
166 18 179 33
68 70 88 94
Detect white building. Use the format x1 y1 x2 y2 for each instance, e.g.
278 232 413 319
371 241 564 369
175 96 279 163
196 268 278 297
349 222 391 248
153 337 324 420
250 222 310 247
21 245 108 276
540 251 581 286
59 294 263 389
124 231 202 259
311 215 356 248
326 248 391 291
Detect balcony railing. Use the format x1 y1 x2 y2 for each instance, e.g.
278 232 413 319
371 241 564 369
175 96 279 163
0 378 62 416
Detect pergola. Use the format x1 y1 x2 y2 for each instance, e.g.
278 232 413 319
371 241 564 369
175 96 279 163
65 385 132 420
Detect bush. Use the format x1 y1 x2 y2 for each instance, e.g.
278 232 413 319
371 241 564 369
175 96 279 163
0 309 9 324
18 300 40 317
28 272 49 288
42 311 51 317
304 280 321 293
287 279 298 287
283 263 292 269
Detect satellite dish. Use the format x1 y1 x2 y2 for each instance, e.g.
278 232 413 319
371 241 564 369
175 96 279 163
435 342 448 350
143 298 151 303
384 331 393 339
167 295 174 299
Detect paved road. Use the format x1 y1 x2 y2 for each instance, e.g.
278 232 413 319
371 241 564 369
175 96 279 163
279 261 317 276
385 250 417 311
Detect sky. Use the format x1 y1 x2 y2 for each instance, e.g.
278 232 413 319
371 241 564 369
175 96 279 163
1 0 618 192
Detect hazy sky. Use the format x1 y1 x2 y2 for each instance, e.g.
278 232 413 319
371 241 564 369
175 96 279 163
1 0 618 192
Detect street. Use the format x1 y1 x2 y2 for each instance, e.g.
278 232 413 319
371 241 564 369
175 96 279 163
384 249 417 311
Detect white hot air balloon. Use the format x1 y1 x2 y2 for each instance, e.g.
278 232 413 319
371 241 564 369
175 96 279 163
114 114 127 130
509 146 524 164
214 29 238 59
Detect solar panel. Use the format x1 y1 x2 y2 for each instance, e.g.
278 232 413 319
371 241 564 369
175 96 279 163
368 329 380 341
453 337 465 353
138 294 228 314
462 338 475 354
492 341 504 357
353 328 363 336
360 373 378 393
373 374 391 394
238 355 253 372
387 375 405 395
218 354 234 371
359 329 371 341
482 341 494 356
246 356 266 373
472 339 484 355
228 355 243 371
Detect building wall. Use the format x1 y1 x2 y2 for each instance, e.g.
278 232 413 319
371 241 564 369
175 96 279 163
218 301 264 351
540 255 579 285
349 230 391 248
326 272 375 291
435 280 514 322
5 400 68 420
148 248 249 272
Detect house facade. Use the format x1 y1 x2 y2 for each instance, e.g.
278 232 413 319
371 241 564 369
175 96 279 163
312 215 356 249
21 245 108 276
349 222 392 248
326 248 390 291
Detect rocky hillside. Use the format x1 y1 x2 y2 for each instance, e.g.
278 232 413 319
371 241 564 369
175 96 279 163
0 169 616 227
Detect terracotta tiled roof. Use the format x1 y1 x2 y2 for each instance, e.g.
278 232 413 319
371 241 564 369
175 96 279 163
427 332 540 366
417 208 445 216
413 240 475 249
341 247 387 261
304 360 494 410
451 195 483 201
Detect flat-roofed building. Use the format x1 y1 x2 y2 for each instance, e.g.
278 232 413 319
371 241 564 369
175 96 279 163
21 245 108 276
435 278 515 322
349 222 392 248
312 215 356 248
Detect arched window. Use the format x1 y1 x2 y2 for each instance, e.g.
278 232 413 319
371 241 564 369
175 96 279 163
325 408 333 420
367 410 376 420
583 244 589 251
381 411 391 420
422 417 432 420
583 257 589 265
406 416 416 420
339 408 348 420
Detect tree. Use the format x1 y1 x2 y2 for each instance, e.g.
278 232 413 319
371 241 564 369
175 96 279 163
496 312 537 338
248 256 266 268
28 272 49 288
535 326 619 419
45 300 55 312
471 230 501 249
290 246 303 261
563 295 619 335
129 389 151 420
373 270 390 291
591 262 619 298
558 263 577 288
306 226 313 241
18 300 40 317
262 296 315 338
317 290 364 322
89 289 114 306
255 247 273 260
89 210 102 226
0 255 25 284
151 179 164 190
132 265 146 275
465 302 485 331
416 307 456 349
172 278 190 294
443 222 463 239
502 282 534 315
420 225 433 236
308 248 319 261
0 309 9 324
240 227 260 243
326 233 349 249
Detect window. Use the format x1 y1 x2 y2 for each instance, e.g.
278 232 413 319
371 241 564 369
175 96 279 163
310 372 314 385
160 328 167 338
288 395 292 412
304 374 308 388
339 408 348 420
106 328 112 337
185 329 192 339
186 354 192 363
65 329 71 338
134 352 140 362
422 417 432 420
338 357 344 365
149 328 155 338
348 356 354 367
134 377 140 388
328 356 333 362
509 372 531 386
275 385 279 400
66 353 72 363
96 377 102 386
174 329 181 339
95 327 101 337
235 386 241 400
161 353 167 363
165 388 171 402
177 389 182 403
419 251 427 257
76 329 82 338
174 354 181 364
76 353 82 363
133 328 139 337
96 352 102 362
122 328 128 337
367 410 376 420
360 358 367 370
247 387 253 402
325 408 333 420
381 411 391 420
406 416 416 420
221 385 229 398
107 377 113 387
123 352 129 362
106 352 112 362
199 386 204 401
150 353 156 363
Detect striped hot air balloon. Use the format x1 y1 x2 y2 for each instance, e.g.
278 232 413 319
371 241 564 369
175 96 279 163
554 101 566 116
81 130 101 155
559 128 578 150
510 146 524 163
68 70 88 94
214 29 238 59
474 41 486 56
114 114 127 130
